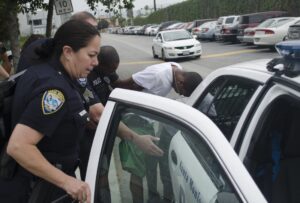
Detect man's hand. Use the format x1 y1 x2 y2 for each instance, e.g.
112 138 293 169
132 134 164 157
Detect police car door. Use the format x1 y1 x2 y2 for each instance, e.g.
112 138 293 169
85 88 266 203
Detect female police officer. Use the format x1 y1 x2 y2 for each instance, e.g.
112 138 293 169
0 20 100 203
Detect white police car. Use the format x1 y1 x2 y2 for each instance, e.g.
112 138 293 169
85 41 300 203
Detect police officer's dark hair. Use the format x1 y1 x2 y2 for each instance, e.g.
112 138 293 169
70 11 97 22
35 20 100 59
21 34 45 51
0 46 6 55
98 45 120 67
183 72 202 96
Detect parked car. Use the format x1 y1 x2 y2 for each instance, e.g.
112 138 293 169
138 24 153 35
219 15 240 41
165 22 183 30
254 17 300 47
242 17 292 44
158 21 180 32
145 24 159 36
215 16 226 40
287 21 300 40
85 41 300 203
152 29 202 61
177 21 193 31
189 18 216 33
237 11 288 42
193 21 217 40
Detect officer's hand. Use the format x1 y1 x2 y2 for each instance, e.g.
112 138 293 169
63 176 91 203
132 135 164 157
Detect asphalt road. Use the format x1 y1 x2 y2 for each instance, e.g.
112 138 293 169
100 33 279 79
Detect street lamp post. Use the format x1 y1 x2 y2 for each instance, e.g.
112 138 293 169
153 0 157 11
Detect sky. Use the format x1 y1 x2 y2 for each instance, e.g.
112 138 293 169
72 0 187 13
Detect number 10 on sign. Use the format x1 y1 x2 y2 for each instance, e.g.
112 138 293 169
54 0 73 15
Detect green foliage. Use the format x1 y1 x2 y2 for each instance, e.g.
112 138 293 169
98 19 109 29
133 0 300 25
86 0 135 13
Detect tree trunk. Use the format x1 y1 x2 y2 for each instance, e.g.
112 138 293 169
46 0 54 37
6 0 20 73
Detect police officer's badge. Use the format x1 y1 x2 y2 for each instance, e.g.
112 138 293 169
42 89 65 115
77 78 87 87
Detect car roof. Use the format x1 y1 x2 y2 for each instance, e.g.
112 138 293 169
218 58 300 84
158 29 188 34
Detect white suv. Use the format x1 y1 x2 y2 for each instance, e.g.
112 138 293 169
85 41 300 203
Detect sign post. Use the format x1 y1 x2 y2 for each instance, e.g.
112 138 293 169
54 0 73 15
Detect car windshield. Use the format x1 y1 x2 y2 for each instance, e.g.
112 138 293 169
257 19 276 28
225 17 235 24
217 17 224 24
163 31 192 41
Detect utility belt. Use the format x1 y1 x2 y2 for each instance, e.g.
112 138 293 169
28 155 80 203
0 150 80 180
46 152 80 174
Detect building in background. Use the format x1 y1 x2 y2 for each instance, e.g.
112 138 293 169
18 10 71 37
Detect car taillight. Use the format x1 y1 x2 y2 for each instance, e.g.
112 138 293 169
202 28 209 33
245 31 255 36
265 30 274 34
256 29 274 35
223 29 231 34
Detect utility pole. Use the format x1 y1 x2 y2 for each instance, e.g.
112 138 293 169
153 0 157 11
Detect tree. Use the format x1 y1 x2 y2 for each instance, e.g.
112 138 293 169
98 19 109 29
45 0 54 38
0 0 135 72
144 5 149 15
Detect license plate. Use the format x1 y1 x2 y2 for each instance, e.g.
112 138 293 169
290 33 300 39
256 31 265 35
182 51 189 55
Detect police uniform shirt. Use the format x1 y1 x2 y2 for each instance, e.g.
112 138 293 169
88 69 119 105
17 38 46 73
76 77 100 108
12 58 88 158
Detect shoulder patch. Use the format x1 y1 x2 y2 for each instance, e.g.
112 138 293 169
42 89 65 115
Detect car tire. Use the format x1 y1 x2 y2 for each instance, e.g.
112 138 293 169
195 55 201 59
211 34 215 41
152 47 158 58
162 49 168 61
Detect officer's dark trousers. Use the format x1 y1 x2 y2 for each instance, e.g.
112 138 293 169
0 168 31 203
0 162 76 202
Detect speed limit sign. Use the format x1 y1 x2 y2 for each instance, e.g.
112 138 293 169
54 0 73 15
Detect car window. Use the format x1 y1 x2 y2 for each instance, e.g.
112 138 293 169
194 76 259 140
249 14 264 24
156 33 162 40
270 18 295 27
243 96 300 202
162 31 192 41
258 19 276 28
217 17 224 25
93 104 242 203
225 17 234 24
